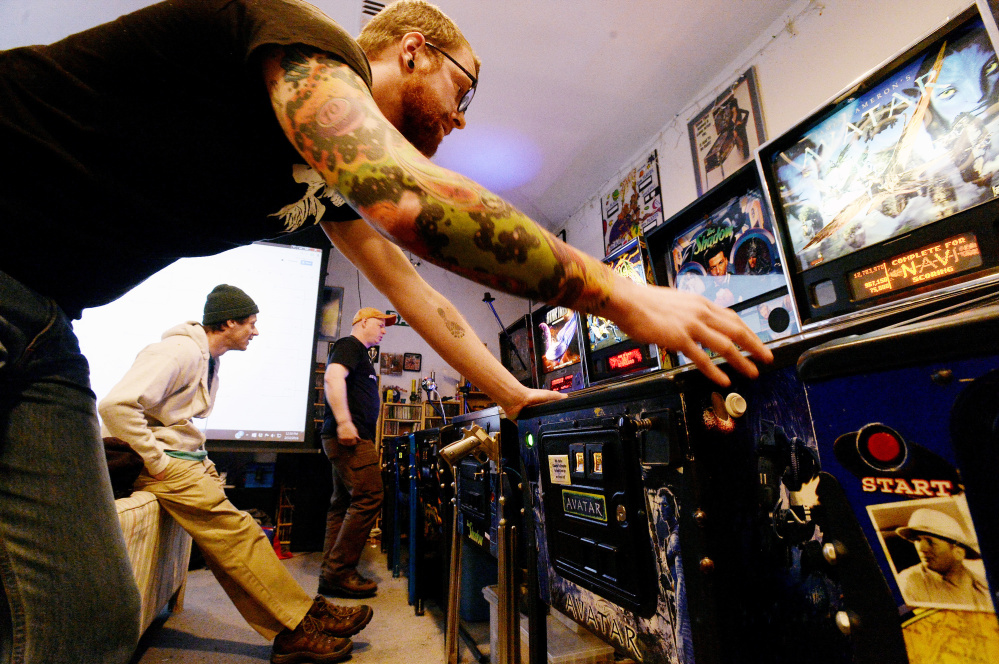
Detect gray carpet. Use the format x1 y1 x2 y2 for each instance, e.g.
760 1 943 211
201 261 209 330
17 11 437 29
130 544 490 664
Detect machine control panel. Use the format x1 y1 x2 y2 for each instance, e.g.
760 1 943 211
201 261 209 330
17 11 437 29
538 417 659 615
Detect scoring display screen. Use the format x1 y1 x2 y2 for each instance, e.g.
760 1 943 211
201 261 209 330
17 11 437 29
848 232 983 300
608 348 644 370
549 374 577 393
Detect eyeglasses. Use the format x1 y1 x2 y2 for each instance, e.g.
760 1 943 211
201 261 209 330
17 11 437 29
424 42 477 113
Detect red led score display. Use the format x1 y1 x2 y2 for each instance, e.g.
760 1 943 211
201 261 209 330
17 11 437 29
608 348 644 370
549 374 575 392
849 232 982 301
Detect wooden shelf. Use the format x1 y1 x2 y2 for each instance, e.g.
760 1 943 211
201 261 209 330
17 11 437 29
375 398 469 450
312 364 326 436
376 402 422 449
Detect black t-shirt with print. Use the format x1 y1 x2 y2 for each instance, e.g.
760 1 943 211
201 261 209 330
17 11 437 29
0 0 371 318
322 335 380 441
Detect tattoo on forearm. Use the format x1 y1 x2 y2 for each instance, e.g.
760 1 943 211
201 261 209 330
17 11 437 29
438 308 466 338
267 47 615 313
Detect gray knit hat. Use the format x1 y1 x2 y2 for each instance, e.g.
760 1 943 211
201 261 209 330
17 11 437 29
203 284 259 326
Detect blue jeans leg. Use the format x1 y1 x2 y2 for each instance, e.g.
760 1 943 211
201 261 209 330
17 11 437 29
0 271 141 664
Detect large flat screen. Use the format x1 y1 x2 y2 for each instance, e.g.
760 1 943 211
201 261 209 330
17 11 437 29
74 241 324 446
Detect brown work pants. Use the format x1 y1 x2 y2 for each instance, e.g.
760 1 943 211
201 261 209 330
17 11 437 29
320 437 383 583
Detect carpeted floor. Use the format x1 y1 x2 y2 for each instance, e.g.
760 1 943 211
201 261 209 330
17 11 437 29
130 542 490 664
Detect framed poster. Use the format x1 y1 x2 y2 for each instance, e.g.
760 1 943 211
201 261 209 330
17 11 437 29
403 353 422 372
688 67 767 195
380 352 403 375
600 151 664 256
317 286 344 342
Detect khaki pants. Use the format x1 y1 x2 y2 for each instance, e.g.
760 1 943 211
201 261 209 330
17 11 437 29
135 458 313 639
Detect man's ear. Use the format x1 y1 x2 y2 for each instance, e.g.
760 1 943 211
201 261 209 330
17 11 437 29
399 31 427 69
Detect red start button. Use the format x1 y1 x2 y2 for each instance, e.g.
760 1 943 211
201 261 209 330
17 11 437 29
866 431 901 462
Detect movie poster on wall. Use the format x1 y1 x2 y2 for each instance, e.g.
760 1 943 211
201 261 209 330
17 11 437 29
688 67 767 196
601 151 664 256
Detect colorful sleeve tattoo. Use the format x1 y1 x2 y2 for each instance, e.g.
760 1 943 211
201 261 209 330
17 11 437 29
264 46 614 314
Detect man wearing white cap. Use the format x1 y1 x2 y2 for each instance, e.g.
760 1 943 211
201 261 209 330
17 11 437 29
319 307 397 597
895 507 993 610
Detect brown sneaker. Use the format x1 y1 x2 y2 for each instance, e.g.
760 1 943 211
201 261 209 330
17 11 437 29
271 614 352 664
309 594 373 637
318 571 378 598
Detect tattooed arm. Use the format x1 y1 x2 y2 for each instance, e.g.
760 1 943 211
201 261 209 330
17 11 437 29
322 217 563 418
262 46 771 386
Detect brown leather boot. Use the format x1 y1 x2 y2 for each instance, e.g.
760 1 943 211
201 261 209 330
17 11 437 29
308 594 373 637
271 614 352 664
318 571 378 598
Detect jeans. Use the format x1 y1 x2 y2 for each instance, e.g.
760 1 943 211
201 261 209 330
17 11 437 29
0 270 141 663
320 437 383 582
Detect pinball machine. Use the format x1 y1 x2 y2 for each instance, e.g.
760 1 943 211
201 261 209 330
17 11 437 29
518 3 999 662
532 303 587 394
379 433 410 578
439 407 525 664
404 427 447 616
500 313 537 389
583 236 664 386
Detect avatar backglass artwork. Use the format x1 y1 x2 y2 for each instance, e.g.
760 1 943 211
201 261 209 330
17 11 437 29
771 16 999 273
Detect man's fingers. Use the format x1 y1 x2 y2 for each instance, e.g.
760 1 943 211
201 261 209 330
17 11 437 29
696 324 760 380
717 307 773 364
681 342 731 387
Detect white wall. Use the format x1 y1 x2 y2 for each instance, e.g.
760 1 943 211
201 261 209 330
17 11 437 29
319 247 534 401
560 0 973 257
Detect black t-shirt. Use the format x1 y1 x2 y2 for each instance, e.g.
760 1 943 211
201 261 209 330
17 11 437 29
0 0 371 318
322 335 380 441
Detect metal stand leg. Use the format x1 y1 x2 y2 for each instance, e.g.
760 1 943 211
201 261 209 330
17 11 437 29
459 623 490 664
522 461 546 664
444 499 463 664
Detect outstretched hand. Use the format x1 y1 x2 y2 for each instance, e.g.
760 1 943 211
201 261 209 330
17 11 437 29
502 388 567 420
607 278 773 386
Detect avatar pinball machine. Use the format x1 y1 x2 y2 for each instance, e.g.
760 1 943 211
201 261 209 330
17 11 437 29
438 407 526 664
518 3 999 663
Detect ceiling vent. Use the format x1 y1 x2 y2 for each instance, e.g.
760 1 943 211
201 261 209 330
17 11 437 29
359 1 385 31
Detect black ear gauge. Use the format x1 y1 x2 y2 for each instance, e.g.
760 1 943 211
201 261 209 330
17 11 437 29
407 59 415 70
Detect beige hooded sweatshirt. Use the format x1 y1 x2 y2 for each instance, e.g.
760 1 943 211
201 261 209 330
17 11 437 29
99 322 219 476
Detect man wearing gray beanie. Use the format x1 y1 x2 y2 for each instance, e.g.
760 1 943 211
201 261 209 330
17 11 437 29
202 283 260 326
100 285 371 659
